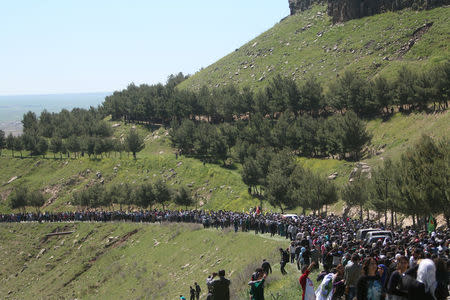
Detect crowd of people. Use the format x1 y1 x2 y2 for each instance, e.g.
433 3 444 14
1 209 449 299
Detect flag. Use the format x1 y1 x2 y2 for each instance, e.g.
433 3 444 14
427 215 436 233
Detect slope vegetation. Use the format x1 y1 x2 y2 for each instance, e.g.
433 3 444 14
0 110 448 215
178 4 449 91
0 222 308 299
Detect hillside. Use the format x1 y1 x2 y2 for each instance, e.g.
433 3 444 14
0 222 310 299
0 110 448 215
178 4 449 91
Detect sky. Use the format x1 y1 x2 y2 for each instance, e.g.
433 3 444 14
0 1 289 95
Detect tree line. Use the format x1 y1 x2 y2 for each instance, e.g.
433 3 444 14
9 187 46 213
103 63 449 125
71 180 193 211
342 135 449 227
170 110 371 163
246 149 339 214
0 109 145 160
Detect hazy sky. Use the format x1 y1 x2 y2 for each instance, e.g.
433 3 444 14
0 1 289 95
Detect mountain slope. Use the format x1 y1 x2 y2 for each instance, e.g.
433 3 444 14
0 222 307 299
178 4 449 91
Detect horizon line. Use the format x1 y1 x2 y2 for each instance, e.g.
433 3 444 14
0 91 113 97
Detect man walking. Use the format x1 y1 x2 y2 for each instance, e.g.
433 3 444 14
261 259 272 276
279 248 289 275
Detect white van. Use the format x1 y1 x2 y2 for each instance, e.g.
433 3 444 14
365 230 393 241
366 235 390 245
356 228 380 240
282 214 299 222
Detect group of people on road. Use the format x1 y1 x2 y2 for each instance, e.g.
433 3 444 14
280 226 449 300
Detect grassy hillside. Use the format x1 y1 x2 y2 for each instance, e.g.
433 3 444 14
178 4 449 91
0 222 314 299
0 122 256 214
0 110 448 215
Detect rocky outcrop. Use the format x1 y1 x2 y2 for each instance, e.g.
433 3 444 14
289 0 325 15
327 0 449 23
289 0 449 23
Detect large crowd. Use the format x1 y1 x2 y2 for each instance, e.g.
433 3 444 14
1 209 449 299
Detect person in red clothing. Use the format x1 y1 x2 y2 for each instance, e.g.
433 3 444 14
299 261 316 300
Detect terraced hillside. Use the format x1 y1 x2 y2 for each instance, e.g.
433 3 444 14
178 4 449 91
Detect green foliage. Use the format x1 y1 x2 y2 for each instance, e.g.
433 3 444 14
125 129 145 159
367 135 450 227
28 189 46 211
37 137 48 158
328 70 369 116
265 150 296 212
153 179 171 210
173 186 194 209
6 133 15 157
8 187 45 212
9 187 28 211
340 111 372 160
49 136 63 159
342 174 369 220
0 129 5 156
13 135 24 158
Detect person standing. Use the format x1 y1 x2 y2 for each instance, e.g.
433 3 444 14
356 257 383 300
206 270 231 300
344 254 361 300
386 255 408 300
194 282 201 300
299 262 316 300
190 286 196 300
290 241 296 263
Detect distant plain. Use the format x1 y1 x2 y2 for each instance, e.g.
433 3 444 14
0 92 110 135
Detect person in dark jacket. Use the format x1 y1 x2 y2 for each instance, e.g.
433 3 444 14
386 255 408 300
190 286 195 300
261 259 272 276
402 259 436 300
194 282 201 300
279 248 289 275
206 270 231 300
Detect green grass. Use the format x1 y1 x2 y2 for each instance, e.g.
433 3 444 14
365 110 450 163
0 222 314 299
0 121 260 214
1 110 448 215
178 4 449 91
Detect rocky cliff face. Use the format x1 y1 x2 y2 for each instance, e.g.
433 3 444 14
289 0 325 15
289 0 449 22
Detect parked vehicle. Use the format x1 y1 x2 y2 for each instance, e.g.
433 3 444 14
356 228 380 240
282 214 299 222
365 230 393 241
365 235 390 245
